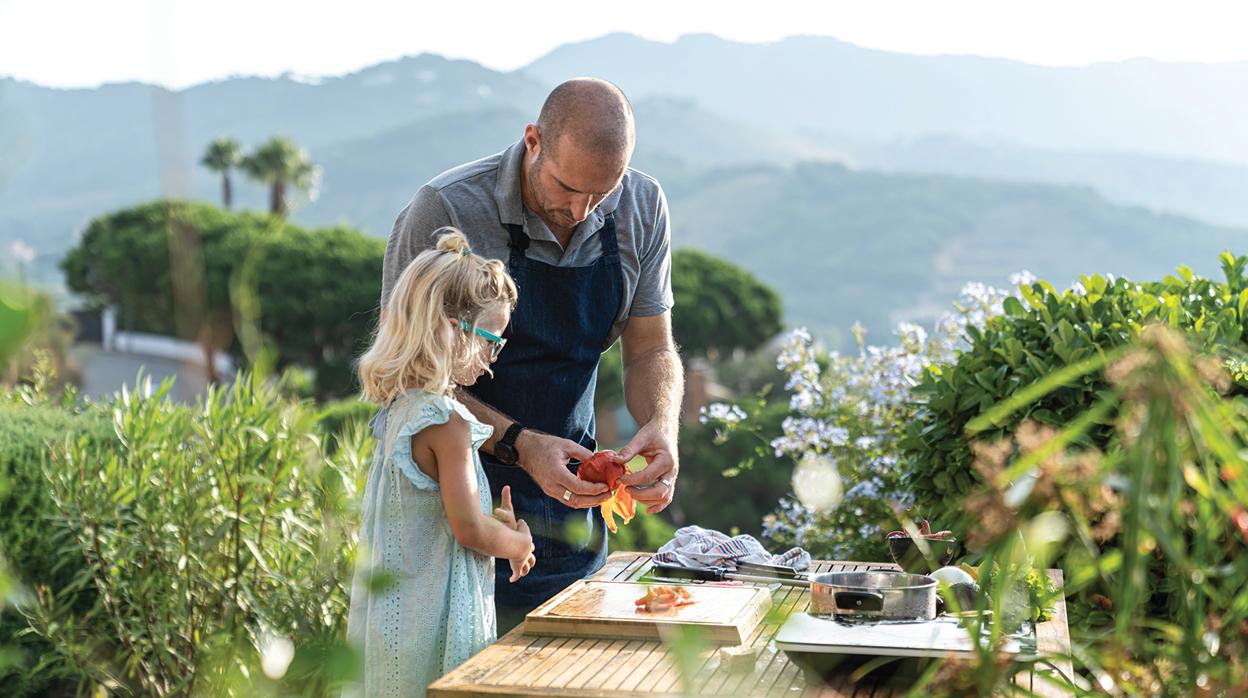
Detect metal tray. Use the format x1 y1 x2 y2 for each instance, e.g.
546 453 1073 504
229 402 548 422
775 612 1022 659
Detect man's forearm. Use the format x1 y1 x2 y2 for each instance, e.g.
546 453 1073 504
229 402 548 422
623 347 684 436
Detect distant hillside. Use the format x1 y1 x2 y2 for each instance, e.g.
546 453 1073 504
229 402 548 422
0 55 547 282
8 36 1248 279
305 123 1248 348
846 134 1248 228
307 98 826 237
523 33 1248 164
665 162 1248 346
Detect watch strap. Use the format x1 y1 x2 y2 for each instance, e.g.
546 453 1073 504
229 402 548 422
500 422 525 447
495 422 525 464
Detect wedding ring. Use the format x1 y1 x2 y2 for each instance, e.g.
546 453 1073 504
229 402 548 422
660 478 674 488
562 489 572 501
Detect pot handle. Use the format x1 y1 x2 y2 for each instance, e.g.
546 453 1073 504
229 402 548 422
834 591 884 612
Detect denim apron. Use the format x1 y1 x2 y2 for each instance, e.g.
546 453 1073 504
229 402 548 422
466 213 624 633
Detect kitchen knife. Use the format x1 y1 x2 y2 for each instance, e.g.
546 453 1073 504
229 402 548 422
647 562 811 588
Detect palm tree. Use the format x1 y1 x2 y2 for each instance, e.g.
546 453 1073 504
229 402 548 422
239 137 320 217
200 137 242 209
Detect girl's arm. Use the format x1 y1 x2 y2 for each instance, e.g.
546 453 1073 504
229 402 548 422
414 413 532 561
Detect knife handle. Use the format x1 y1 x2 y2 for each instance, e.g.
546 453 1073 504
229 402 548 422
649 563 725 581
737 561 802 579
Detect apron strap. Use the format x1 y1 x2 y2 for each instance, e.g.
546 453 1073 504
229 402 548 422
598 212 620 259
506 223 530 250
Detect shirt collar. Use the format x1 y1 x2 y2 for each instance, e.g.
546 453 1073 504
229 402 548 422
494 140 528 227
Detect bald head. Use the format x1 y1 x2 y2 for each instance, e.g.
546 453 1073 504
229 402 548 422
536 78 635 162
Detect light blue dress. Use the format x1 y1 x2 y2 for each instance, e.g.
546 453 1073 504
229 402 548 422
345 390 496 697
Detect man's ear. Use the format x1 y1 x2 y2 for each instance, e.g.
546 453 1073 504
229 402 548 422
523 123 541 157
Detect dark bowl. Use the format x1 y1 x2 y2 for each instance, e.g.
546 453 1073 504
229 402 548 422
887 536 957 573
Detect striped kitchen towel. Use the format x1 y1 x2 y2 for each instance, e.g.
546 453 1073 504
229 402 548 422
652 525 811 571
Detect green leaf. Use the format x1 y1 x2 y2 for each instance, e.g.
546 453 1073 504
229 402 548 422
1025 353 1051 376
1003 296 1026 318
1056 318 1075 346
974 368 998 392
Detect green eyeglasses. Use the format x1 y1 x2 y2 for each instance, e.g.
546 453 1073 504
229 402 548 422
460 321 507 361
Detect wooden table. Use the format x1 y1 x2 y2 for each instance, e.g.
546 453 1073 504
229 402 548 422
430 553 1073 697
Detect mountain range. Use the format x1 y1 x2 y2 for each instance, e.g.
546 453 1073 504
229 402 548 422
3 33 1247 347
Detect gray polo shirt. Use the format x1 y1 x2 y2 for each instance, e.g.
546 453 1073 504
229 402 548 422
381 140 674 348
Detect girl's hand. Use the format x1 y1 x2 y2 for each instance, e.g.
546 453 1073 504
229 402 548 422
494 485 518 528
507 519 536 583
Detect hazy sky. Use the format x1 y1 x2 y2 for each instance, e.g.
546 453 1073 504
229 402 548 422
2 0 1246 89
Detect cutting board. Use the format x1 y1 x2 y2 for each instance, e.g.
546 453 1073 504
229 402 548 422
524 580 771 644
775 612 1022 658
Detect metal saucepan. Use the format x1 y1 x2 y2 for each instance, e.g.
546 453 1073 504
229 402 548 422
810 571 937 622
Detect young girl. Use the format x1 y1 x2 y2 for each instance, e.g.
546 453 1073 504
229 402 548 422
346 228 534 697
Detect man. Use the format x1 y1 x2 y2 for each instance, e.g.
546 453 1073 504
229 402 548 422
380 78 684 632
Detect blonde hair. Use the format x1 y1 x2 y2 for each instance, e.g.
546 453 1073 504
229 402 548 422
358 228 518 404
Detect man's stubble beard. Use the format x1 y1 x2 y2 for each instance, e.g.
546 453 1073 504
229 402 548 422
527 155 576 235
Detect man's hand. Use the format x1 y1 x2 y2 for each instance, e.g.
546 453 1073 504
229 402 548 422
617 420 679 514
516 430 611 508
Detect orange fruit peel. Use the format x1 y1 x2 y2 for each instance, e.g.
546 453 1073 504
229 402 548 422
577 450 636 533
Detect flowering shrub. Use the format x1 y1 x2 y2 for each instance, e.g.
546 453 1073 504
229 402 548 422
701 276 1020 559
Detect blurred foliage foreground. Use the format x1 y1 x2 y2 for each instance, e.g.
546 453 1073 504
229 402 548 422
2 371 369 696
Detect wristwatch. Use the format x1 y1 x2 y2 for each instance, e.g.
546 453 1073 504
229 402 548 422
494 422 526 465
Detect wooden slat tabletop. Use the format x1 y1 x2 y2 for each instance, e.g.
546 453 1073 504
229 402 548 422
430 553 1073 697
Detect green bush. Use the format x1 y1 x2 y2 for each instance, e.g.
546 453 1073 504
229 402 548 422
902 253 1248 520
607 509 677 554
242 223 382 398
314 397 376 451
22 374 368 696
0 399 113 695
61 200 384 398
1 284 78 388
670 249 783 359
60 200 252 338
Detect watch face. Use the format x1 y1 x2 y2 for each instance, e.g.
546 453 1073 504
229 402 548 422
495 442 517 465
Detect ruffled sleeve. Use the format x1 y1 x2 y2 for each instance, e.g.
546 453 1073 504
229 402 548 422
383 391 495 491
453 403 494 451
387 393 458 491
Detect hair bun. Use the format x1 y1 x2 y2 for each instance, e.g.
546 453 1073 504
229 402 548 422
433 228 472 257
